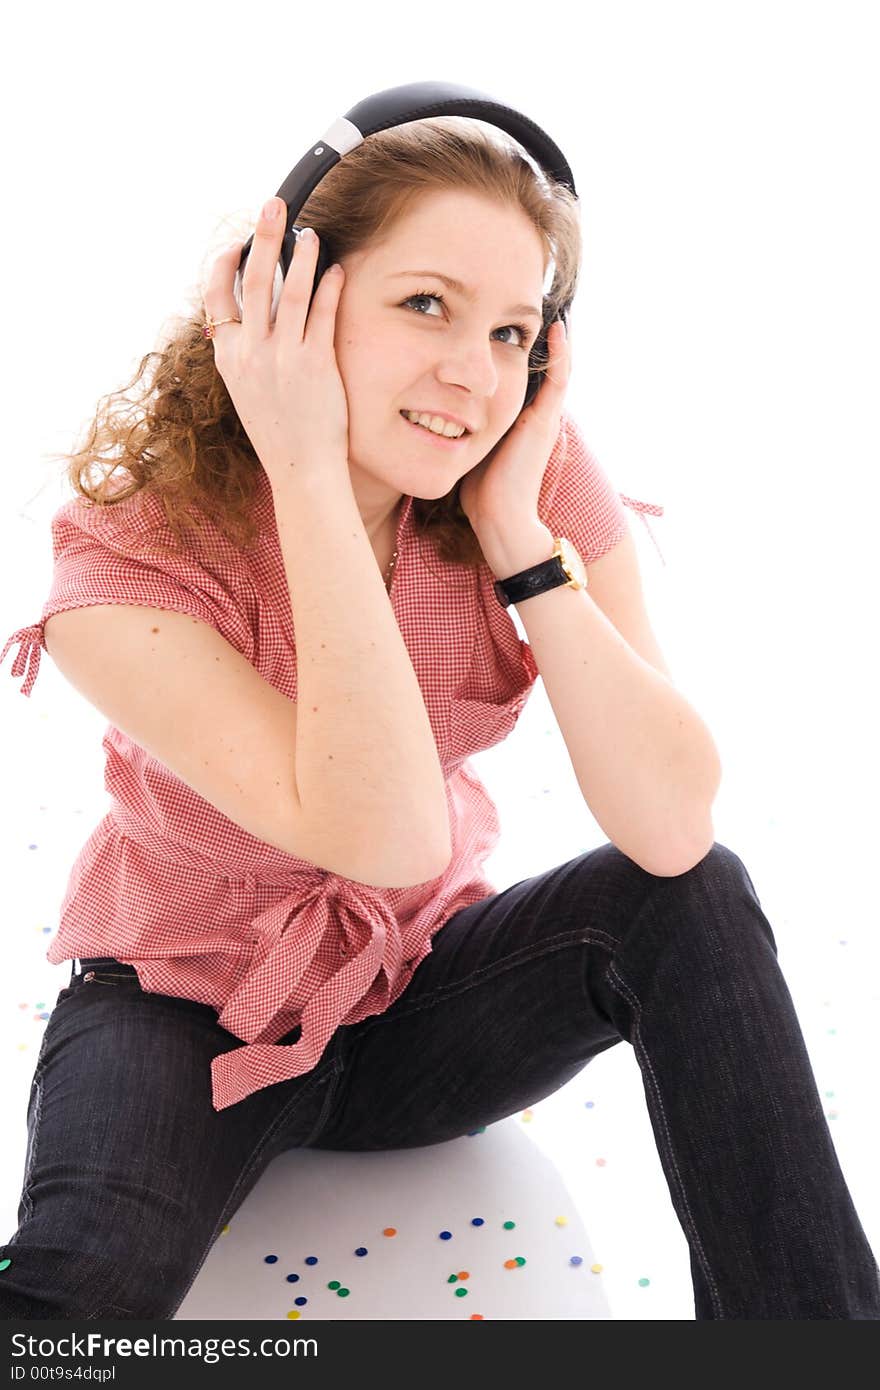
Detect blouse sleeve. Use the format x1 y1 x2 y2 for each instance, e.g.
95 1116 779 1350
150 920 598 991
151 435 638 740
1 497 254 698
539 411 666 568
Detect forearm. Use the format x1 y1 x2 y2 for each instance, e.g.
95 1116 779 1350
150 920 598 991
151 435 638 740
481 524 721 877
270 466 451 886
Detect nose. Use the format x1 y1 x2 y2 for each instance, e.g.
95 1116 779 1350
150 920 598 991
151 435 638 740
433 337 499 398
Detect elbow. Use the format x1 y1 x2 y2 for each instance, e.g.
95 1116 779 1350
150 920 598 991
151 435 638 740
636 826 717 879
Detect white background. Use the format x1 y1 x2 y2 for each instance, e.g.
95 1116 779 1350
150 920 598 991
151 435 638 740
1 0 877 1322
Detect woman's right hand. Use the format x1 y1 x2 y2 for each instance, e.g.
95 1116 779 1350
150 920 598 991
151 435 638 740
202 197 350 489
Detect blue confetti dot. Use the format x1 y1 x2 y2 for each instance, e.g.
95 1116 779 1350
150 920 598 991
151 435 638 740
286 1273 300 1283
585 1101 595 1109
264 1255 278 1264
471 1218 484 1227
439 1231 452 1240
355 1247 368 1257
294 1296 307 1306
570 1256 583 1266
304 1256 318 1266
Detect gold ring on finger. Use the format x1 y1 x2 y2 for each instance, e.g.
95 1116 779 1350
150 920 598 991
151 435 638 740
203 315 242 340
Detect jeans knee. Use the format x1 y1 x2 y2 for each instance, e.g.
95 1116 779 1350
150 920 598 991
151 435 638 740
660 841 779 958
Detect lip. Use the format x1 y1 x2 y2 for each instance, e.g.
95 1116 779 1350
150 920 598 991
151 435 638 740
400 409 475 434
399 412 471 448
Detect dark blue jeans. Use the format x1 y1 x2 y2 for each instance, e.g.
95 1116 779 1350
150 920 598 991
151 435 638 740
1 841 877 1320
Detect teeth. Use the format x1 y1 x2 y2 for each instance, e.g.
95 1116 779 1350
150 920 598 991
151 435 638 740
402 410 466 438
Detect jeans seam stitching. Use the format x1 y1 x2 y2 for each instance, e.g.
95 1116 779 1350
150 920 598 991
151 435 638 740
605 957 726 1320
346 929 620 1048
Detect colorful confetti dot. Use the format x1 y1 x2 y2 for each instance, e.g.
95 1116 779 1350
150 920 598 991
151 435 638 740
470 1314 484 1320
0 1259 11 1272
355 1247 368 1257
591 1264 603 1274
570 1256 583 1267
454 1288 468 1298
328 1281 340 1291
596 1158 607 1167
383 1228 397 1237
638 1278 651 1287
457 1271 469 1280
294 1297 307 1306
304 1256 318 1265
264 1255 278 1264
286 1311 301 1320
585 1101 595 1109
471 1218 484 1227
286 1274 300 1283
554 1216 568 1227
439 1231 452 1241
502 1221 515 1230
521 1109 533 1122
337 1288 350 1298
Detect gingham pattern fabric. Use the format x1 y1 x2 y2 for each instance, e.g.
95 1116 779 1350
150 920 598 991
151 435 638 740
2 412 664 1110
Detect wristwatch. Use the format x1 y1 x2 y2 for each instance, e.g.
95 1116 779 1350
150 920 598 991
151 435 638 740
493 536 588 608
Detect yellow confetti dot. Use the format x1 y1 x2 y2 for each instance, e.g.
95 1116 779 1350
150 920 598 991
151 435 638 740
286 1310 301 1319
591 1263 603 1274
521 1109 533 1122
554 1216 568 1227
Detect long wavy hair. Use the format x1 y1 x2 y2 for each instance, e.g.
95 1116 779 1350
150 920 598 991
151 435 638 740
55 117 581 566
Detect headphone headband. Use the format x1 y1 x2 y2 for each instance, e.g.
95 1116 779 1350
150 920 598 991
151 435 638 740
271 81 576 223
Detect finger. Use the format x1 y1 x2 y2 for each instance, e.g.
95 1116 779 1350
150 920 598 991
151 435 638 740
240 197 289 337
300 258 346 351
202 241 246 344
272 225 323 341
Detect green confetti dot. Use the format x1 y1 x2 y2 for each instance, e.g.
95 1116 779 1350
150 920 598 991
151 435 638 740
327 1280 340 1290
638 1277 651 1287
515 1257 526 1266
337 1288 350 1298
0 1259 11 1272
454 1287 468 1297
502 1221 515 1230
447 1274 458 1283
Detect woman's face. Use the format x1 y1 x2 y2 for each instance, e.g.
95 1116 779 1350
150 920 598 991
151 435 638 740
333 189 548 526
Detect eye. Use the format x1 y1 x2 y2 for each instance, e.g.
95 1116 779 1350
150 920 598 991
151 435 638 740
401 291 533 351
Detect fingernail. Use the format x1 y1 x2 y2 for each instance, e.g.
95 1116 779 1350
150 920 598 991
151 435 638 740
262 198 281 220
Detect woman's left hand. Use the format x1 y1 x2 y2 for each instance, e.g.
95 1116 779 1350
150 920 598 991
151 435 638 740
458 317 571 535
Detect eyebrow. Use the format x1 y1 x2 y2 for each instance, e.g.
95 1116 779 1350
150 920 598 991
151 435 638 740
387 270 543 322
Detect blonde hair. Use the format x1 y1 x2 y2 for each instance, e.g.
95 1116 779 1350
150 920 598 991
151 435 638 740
55 116 581 565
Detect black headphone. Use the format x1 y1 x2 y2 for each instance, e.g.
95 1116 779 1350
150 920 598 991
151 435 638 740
233 80 577 412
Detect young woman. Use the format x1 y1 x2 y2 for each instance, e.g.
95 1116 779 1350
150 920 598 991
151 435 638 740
1 114 877 1321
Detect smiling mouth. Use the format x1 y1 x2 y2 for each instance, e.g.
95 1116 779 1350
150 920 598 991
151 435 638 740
399 411 472 442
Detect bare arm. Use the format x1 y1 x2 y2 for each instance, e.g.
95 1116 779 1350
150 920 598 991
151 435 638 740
272 465 452 887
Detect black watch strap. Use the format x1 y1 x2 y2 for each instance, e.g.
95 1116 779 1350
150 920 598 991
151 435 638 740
493 555 571 609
